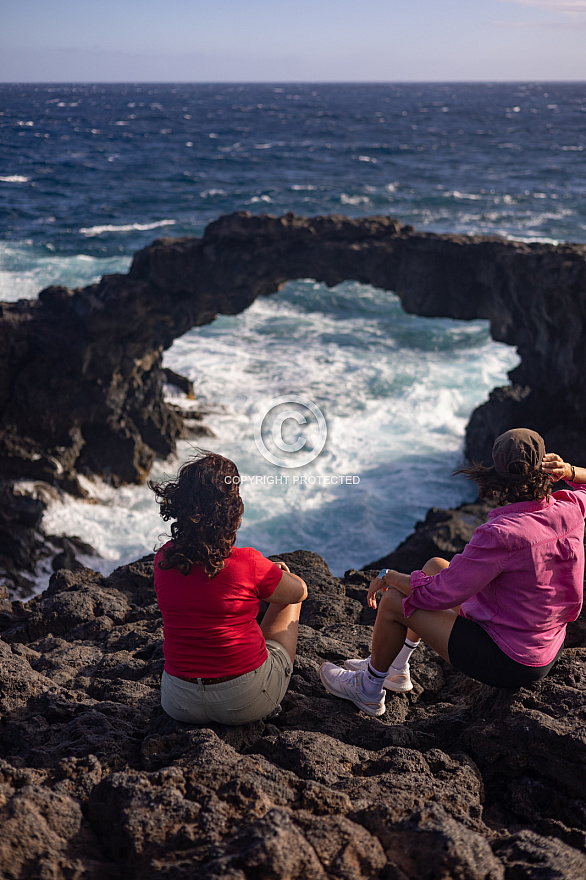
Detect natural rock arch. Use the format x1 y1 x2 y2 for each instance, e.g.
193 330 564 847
1 211 586 492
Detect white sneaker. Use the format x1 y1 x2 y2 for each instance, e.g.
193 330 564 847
384 663 413 693
319 662 385 717
344 657 371 672
344 657 413 693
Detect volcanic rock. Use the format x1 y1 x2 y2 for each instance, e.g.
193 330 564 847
0 550 585 878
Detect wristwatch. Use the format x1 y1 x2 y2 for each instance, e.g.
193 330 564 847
378 569 390 583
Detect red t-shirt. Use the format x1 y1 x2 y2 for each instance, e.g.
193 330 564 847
154 544 283 678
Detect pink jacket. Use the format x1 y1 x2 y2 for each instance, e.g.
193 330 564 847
403 483 586 665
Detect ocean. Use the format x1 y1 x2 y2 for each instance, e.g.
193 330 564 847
1 82 585 585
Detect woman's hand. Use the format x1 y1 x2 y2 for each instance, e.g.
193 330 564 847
542 453 570 482
274 560 291 573
367 576 387 609
367 569 412 609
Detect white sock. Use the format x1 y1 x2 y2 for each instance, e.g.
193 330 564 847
361 662 386 697
390 638 420 672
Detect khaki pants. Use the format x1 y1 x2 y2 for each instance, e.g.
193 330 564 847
160 640 293 725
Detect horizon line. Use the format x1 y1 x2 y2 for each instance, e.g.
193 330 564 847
2 78 586 86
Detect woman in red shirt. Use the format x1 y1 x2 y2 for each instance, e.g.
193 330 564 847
150 451 307 725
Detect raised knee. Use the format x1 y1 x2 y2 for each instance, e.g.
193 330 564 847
422 556 449 576
378 587 404 615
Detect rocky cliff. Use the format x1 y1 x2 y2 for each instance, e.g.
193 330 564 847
1 550 585 880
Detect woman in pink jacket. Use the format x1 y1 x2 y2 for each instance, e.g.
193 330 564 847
321 429 586 716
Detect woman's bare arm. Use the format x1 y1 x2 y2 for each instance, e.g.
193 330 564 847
267 563 308 604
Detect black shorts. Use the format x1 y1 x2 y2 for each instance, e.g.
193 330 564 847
447 615 561 689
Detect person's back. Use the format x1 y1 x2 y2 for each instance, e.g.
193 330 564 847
150 451 307 725
155 544 283 679
437 485 586 665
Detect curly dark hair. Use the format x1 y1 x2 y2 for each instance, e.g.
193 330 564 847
149 451 244 578
455 460 553 506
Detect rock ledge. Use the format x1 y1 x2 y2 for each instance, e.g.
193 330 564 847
1 550 585 879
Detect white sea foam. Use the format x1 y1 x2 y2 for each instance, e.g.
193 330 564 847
446 191 484 201
0 175 30 183
79 220 177 236
0 242 131 302
340 194 371 206
41 475 169 577
503 234 560 245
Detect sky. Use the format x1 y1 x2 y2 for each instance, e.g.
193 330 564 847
1 0 585 82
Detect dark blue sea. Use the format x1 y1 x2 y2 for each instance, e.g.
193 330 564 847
1 82 585 583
